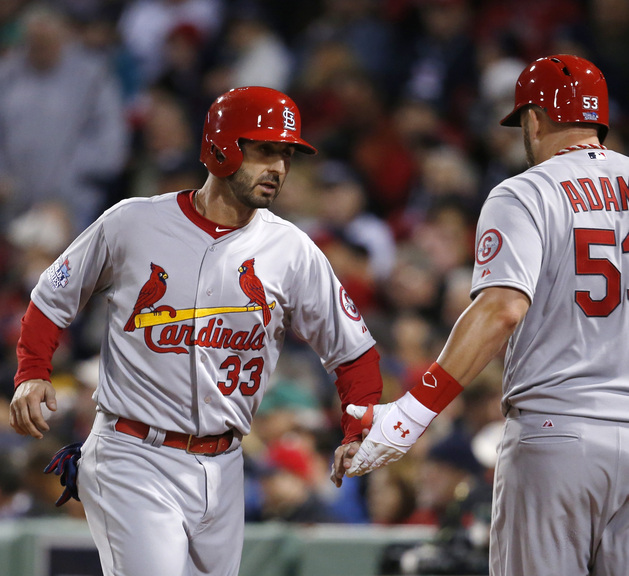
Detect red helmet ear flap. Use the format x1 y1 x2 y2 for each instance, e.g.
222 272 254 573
199 86 317 177
200 125 243 178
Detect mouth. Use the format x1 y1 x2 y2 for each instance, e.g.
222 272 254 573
257 180 279 195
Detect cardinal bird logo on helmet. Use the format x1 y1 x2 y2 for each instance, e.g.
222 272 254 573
125 263 168 331
238 258 271 326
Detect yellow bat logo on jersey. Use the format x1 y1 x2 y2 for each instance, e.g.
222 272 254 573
134 302 277 328
128 259 275 355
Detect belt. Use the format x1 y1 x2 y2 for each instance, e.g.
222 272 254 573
115 417 234 455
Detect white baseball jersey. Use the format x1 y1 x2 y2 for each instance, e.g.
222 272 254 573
32 190 375 436
471 148 629 420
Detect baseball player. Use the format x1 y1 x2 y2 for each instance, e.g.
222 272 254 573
345 54 629 575
9 86 383 576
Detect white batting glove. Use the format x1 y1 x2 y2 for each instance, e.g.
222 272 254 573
346 392 437 476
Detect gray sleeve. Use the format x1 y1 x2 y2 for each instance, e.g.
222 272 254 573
288 239 375 373
471 193 543 302
31 215 114 328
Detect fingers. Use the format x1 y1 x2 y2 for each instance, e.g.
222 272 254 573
9 381 55 439
346 447 369 477
10 407 43 438
11 398 49 439
330 445 345 487
346 439 405 476
44 386 58 413
330 441 360 487
8 406 28 436
330 455 344 488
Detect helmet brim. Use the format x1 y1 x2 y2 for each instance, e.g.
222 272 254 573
240 129 317 155
500 108 522 127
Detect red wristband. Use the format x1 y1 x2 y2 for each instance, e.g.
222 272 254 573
409 362 463 413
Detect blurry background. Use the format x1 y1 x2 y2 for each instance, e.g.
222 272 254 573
0 0 627 574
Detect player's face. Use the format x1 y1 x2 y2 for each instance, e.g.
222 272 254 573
227 141 295 209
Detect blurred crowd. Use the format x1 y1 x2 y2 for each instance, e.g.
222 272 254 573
1 0 629 568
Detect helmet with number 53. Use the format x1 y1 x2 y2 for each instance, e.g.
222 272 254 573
500 54 609 142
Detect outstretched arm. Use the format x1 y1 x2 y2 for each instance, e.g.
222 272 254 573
436 286 530 385
347 287 530 476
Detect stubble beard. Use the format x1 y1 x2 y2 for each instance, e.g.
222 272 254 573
227 169 281 209
523 121 535 168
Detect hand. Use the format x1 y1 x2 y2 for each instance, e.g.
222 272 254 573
330 440 362 487
9 379 57 439
345 392 437 477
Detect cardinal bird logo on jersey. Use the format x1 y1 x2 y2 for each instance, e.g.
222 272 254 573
125 263 169 331
238 258 271 326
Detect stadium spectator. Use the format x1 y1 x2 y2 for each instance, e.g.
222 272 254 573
0 4 129 233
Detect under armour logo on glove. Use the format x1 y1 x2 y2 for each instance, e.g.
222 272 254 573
345 392 439 476
43 442 83 506
393 422 410 438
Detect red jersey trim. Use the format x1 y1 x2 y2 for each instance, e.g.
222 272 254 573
14 302 63 388
334 346 383 443
177 191 239 239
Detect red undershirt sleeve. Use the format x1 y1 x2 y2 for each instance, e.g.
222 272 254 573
14 302 63 389
334 346 383 444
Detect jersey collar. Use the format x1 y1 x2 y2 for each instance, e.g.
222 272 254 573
177 190 240 238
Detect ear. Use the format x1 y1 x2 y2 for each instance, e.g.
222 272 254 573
211 143 226 163
522 108 539 138
527 106 551 141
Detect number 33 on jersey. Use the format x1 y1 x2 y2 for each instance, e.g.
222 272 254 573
35 190 375 437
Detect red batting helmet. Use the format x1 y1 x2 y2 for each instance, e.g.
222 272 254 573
500 54 609 142
200 86 317 177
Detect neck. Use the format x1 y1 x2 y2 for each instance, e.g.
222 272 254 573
554 142 607 156
195 178 256 227
539 133 601 164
